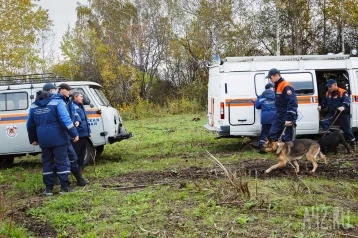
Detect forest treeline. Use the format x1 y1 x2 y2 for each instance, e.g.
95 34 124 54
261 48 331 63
2 0 358 113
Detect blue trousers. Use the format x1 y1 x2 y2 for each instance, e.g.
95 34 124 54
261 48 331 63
67 144 80 175
53 144 80 181
259 124 272 148
268 114 296 142
42 145 70 188
321 113 355 141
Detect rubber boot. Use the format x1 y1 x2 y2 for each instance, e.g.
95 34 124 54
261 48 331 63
74 172 88 186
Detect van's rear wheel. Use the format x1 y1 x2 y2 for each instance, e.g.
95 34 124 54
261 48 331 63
83 139 96 167
0 156 14 168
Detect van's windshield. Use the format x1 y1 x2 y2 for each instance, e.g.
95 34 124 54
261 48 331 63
89 86 111 106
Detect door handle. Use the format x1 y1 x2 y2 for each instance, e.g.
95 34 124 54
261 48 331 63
238 119 247 122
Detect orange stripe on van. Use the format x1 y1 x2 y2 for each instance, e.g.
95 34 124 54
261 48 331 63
0 113 28 118
87 114 101 118
224 96 317 107
225 98 255 107
0 120 27 124
352 95 358 102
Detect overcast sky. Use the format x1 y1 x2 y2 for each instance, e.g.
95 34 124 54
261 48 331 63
37 0 87 58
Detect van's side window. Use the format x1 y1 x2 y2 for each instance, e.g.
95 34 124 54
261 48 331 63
0 92 28 111
89 87 110 106
282 73 314 95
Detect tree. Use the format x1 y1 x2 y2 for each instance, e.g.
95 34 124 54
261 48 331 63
0 0 52 75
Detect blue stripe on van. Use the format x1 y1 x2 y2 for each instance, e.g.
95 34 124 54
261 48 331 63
86 111 97 115
0 116 28 121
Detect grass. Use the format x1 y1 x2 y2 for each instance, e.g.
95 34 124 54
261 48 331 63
0 113 358 237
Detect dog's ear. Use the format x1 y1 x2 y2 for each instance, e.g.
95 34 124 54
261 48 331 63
276 142 285 154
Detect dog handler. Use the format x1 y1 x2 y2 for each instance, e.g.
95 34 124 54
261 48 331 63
266 68 298 142
319 78 356 151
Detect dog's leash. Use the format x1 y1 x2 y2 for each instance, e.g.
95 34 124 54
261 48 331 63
278 126 287 142
321 110 342 138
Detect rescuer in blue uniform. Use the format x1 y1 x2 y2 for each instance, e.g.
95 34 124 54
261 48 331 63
27 85 79 195
55 83 88 186
72 91 92 171
319 78 356 151
266 68 298 142
255 83 276 151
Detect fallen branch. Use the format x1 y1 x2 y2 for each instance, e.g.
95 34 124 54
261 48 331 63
102 184 147 191
137 225 161 235
205 150 250 198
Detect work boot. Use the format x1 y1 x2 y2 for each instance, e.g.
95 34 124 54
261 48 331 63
74 173 88 186
350 140 357 152
59 186 74 194
43 187 53 196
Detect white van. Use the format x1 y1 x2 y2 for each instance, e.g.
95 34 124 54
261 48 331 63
0 73 132 167
205 51 358 138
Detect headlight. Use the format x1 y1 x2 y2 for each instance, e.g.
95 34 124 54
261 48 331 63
350 49 357 56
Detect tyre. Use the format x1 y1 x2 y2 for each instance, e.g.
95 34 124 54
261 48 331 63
83 139 96 167
0 156 14 169
95 145 104 157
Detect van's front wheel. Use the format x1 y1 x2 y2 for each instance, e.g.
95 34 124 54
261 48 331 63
83 139 96 167
95 145 104 157
0 156 14 168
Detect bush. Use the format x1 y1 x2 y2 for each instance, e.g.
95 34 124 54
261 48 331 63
119 97 205 120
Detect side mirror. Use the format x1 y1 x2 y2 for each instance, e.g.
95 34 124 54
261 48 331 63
83 94 91 105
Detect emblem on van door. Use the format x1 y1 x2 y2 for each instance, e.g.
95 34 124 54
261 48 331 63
6 124 18 138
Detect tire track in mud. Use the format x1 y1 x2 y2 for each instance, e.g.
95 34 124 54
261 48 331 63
101 155 358 188
9 197 57 238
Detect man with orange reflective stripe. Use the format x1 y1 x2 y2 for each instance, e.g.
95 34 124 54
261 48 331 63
319 78 356 151
266 68 298 142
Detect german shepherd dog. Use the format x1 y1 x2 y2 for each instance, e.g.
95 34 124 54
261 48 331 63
263 139 327 173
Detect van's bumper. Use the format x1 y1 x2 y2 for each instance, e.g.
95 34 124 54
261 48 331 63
203 123 230 137
108 127 133 144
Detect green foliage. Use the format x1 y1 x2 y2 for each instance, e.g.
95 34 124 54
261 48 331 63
120 97 205 120
0 222 29 238
0 0 52 75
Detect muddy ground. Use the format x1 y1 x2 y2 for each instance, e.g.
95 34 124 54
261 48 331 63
9 154 358 237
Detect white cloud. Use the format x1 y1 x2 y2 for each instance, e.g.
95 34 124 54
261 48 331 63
37 0 87 59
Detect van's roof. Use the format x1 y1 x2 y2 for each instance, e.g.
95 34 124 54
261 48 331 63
0 81 102 90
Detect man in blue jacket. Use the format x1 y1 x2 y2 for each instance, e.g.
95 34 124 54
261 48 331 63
72 91 92 170
266 68 298 142
56 83 88 186
27 84 79 195
319 78 356 151
255 83 276 152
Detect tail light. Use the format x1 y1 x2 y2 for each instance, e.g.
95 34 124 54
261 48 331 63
220 102 225 119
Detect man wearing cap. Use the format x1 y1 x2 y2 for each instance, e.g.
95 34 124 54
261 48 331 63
255 83 276 152
55 83 88 186
319 78 356 151
27 83 79 195
266 68 298 142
